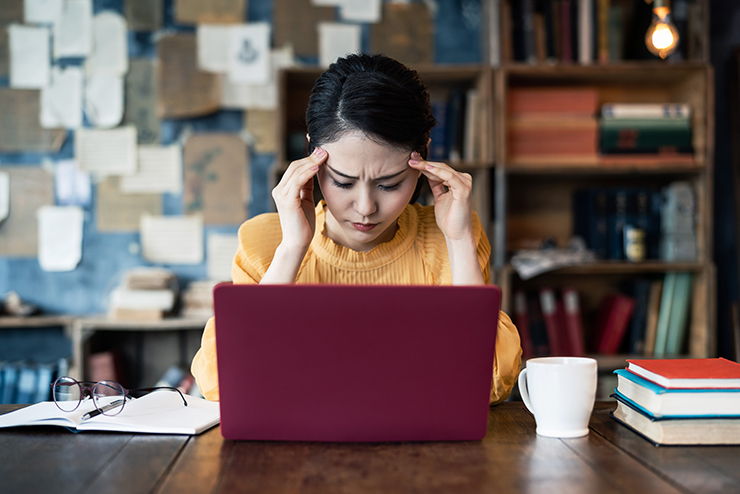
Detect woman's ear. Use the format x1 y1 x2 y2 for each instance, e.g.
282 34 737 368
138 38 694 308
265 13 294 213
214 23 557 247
306 133 311 142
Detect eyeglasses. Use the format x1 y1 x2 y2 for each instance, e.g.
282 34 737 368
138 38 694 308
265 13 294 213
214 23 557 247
50 376 188 418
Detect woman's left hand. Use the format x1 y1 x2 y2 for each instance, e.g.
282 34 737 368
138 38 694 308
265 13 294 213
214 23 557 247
408 152 474 242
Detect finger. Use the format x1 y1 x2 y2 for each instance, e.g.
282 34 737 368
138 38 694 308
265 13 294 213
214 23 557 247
420 164 471 197
277 148 327 194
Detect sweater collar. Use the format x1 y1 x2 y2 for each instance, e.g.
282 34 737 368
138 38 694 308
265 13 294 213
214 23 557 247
310 200 418 269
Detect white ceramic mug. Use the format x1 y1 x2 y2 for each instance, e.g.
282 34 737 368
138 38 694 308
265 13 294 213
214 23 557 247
518 357 598 438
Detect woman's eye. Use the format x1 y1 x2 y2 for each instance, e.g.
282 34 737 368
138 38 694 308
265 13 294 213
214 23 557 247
379 182 401 192
331 178 353 189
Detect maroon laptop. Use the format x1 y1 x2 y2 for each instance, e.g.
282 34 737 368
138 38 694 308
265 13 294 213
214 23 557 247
214 284 500 442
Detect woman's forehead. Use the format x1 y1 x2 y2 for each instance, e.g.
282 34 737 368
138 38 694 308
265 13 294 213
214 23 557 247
322 133 411 179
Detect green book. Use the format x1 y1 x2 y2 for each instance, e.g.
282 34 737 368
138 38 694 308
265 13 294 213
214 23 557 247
665 273 692 356
653 273 677 357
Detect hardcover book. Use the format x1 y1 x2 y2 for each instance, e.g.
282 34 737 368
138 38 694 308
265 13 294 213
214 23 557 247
611 394 740 446
614 369 740 418
626 358 740 389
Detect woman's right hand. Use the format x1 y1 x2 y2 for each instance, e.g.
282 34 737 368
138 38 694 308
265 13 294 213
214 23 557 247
271 147 328 254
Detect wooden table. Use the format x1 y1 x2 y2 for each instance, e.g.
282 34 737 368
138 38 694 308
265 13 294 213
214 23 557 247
1 402 738 493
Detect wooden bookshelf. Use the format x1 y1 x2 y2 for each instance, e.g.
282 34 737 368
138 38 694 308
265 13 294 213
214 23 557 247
493 60 715 362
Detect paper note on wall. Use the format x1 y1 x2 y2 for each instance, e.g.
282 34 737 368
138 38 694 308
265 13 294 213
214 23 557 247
340 0 382 23
38 205 83 272
96 177 161 232
197 24 231 73
1 0 25 78
124 58 160 144
207 233 238 281
318 23 361 68
125 0 163 31
121 145 183 194
183 134 249 225
245 110 277 153
76 127 137 176
55 160 91 207
220 47 294 110
158 34 221 119
85 74 124 128
53 0 92 58
9 24 50 89
41 66 83 129
0 172 9 222
0 89 66 152
24 0 63 24
371 3 433 65
174 0 245 24
141 215 204 264
0 166 55 257
274 0 335 57
86 11 128 76
228 23 271 85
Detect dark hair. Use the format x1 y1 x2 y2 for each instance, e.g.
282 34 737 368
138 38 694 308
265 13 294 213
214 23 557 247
306 54 436 160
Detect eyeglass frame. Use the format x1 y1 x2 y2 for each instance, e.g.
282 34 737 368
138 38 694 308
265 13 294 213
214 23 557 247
50 376 188 416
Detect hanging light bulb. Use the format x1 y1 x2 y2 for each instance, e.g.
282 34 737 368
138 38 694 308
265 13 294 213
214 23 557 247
645 0 680 59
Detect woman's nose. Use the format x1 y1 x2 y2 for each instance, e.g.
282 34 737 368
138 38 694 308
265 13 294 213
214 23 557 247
354 189 377 217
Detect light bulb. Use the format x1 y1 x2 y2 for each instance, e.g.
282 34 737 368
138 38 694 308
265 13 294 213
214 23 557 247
645 6 680 59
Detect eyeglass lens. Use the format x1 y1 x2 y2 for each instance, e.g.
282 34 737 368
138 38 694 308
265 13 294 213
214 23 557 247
52 376 82 412
92 381 126 416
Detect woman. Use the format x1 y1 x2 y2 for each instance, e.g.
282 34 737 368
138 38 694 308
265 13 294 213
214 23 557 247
191 54 521 404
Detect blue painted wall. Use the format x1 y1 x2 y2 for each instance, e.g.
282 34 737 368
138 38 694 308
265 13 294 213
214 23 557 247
0 0 482 315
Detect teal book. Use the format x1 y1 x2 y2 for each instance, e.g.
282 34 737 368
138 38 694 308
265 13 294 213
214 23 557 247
614 369 740 418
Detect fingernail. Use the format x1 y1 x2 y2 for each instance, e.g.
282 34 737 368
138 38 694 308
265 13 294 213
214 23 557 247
408 159 419 165
312 147 324 156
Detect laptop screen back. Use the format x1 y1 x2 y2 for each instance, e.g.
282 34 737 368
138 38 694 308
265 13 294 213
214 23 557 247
214 284 501 442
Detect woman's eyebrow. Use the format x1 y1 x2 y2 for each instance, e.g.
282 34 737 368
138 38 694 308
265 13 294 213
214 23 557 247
326 165 407 181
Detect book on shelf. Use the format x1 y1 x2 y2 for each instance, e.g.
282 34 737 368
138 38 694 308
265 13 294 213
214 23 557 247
627 279 652 355
428 86 481 163
0 392 219 435
513 290 534 358
611 393 740 446
599 102 694 155
614 369 740 418
539 288 568 356
594 293 635 354
507 86 599 164
653 272 692 358
643 279 663 356
601 103 692 119
562 287 586 356
626 358 740 389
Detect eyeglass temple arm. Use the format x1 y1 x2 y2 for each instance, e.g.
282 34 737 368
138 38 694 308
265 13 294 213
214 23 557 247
130 386 188 407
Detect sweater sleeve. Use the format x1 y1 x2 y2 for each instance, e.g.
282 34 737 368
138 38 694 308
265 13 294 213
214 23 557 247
190 214 280 401
490 310 523 405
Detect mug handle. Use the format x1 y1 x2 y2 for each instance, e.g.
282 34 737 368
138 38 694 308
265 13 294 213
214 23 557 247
518 368 535 414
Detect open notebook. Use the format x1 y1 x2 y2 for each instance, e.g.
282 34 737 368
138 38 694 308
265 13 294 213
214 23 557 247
214 284 501 442
0 392 220 435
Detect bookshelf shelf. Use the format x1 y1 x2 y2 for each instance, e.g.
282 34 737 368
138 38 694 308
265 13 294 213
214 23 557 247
505 162 705 175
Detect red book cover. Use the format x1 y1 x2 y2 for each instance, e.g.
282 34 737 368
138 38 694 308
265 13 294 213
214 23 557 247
507 87 599 116
595 294 636 354
513 290 534 358
626 358 740 389
539 288 568 355
562 288 586 356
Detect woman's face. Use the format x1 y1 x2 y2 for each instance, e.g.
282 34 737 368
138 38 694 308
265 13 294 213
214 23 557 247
317 132 421 252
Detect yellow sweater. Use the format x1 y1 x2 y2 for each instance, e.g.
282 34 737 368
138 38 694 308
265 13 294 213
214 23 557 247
191 201 522 404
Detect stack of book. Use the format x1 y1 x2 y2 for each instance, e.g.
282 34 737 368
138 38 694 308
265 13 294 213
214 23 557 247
506 86 599 165
611 358 740 445
599 103 694 164
181 280 219 319
108 268 178 321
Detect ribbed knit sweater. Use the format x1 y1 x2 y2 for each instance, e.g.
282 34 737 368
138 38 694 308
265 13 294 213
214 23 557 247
191 201 522 404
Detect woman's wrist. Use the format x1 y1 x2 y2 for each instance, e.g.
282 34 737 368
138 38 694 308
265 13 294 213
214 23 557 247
446 233 485 285
260 242 308 284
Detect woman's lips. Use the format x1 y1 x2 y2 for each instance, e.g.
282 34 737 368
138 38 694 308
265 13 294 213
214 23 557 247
351 222 377 232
